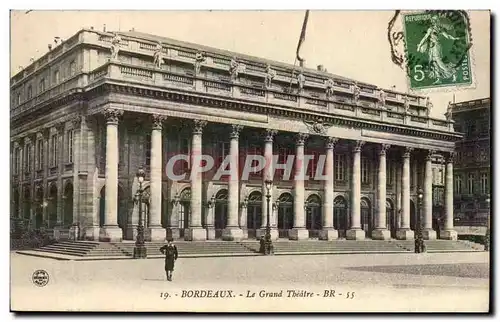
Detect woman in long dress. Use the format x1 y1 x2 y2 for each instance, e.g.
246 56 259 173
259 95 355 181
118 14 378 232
416 16 460 84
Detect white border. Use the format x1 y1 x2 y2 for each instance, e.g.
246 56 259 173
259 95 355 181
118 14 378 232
2 1 497 321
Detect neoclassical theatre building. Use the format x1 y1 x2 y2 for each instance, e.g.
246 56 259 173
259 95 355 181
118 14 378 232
10 28 462 242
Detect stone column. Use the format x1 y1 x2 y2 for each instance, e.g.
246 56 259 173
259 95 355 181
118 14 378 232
69 117 82 240
422 150 437 240
290 133 309 240
53 123 65 240
397 147 414 240
42 128 50 226
441 152 457 240
223 124 244 241
347 140 365 240
148 114 167 240
100 108 124 241
373 144 391 240
17 140 24 219
258 129 279 240
187 119 207 241
320 137 338 240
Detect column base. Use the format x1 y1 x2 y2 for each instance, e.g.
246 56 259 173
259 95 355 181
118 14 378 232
289 228 309 240
422 229 437 240
148 226 166 241
371 229 391 240
222 227 244 241
346 229 365 240
53 227 62 241
124 225 137 241
165 228 181 241
84 226 100 241
206 227 216 240
319 228 338 241
257 228 279 241
99 226 123 242
396 229 415 240
440 229 458 240
185 227 207 241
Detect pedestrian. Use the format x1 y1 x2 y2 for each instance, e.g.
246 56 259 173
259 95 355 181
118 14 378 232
259 236 265 254
159 238 178 281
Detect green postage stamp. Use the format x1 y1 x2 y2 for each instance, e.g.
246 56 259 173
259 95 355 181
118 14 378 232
402 10 474 91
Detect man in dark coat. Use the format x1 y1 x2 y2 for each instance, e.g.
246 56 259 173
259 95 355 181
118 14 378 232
160 239 178 281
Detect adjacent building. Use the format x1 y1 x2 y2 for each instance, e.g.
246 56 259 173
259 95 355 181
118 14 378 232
10 28 462 242
450 98 491 227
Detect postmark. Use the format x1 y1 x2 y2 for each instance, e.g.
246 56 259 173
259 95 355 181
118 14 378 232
32 269 49 287
402 10 474 91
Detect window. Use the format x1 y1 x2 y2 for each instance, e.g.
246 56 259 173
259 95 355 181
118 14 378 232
386 159 394 186
454 175 463 194
466 120 476 137
335 154 346 181
50 134 58 167
480 173 489 194
361 156 370 184
53 69 60 84
66 130 74 163
179 136 190 171
14 147 20 174
217 141 230 170
39 78 46 93
467 173 475 195
27 85 32 100
16 93 21 105
24 143 31 172
306 150 320 179
36 139 43 170
145 134 151 167
276 146 293 180
247 144 262 176
69 60 76 76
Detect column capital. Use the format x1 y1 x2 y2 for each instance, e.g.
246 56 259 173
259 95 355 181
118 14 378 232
295 133 309 146
151 114 167 130
230 124 244 139
192 119 208 135
325 137 338 149
41 127 51 139
71 116 83 129
425 149 436 161
445 151 455 163
16 137 25 146
264 129 278 142
402 147 414 158
379 144 391 156
352 140 365 153
103 108 124 125
54 122 65 134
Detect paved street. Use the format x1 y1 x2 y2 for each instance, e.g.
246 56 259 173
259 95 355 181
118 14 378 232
10 252 490 312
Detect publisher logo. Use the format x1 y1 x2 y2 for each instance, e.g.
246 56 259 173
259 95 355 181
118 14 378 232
32 269 49 287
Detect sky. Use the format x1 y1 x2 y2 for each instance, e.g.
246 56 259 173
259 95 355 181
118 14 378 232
9 10 490 118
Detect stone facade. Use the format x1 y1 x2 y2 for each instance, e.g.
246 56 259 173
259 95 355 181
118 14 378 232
450 98 491 226
10 29 462 242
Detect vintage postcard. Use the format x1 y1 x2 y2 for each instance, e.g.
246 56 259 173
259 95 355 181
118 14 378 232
9 9 490 313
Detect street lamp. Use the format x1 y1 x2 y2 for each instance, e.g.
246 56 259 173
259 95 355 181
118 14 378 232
264 179 274 255
485 194 490 252
133 168 147 259
415 188 426 253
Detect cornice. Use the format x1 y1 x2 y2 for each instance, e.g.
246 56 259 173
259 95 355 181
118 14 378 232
87 82 461 143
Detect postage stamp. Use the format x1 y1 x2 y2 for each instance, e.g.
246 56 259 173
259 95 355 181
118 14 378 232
402 10 474 91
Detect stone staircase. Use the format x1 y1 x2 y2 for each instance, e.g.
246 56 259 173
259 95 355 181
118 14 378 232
113 241 260 257
246 240 410 254
395 239 485 252
17 239 483 260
